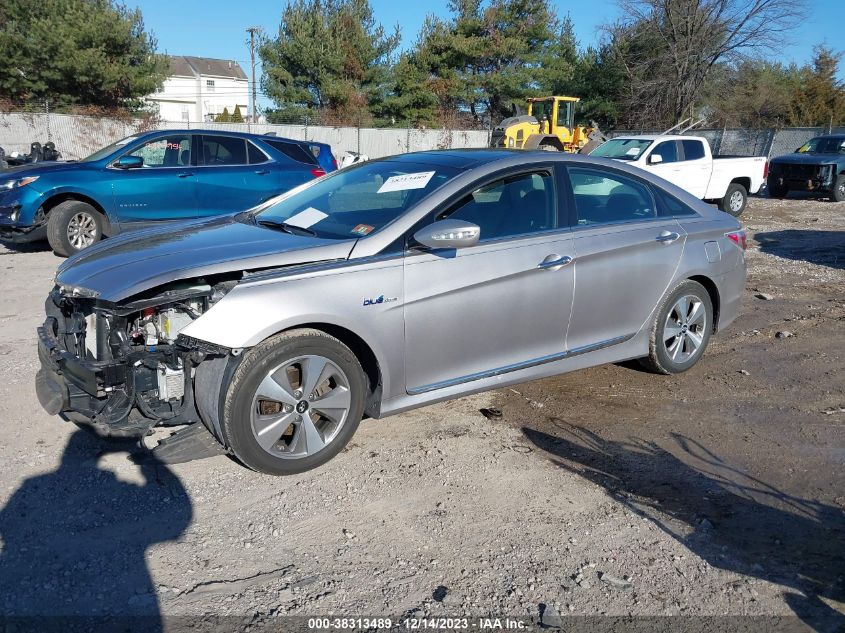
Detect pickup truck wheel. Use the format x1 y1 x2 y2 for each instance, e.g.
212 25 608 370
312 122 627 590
830 175 845 202
47 200 103 256
719 183 747 216
222 329 367 475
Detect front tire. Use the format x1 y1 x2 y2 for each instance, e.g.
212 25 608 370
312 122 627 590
830 174 845 202
639 280 713 375
47 200 103 257
767 178 788 199
719 183 747 216
222 329 367 475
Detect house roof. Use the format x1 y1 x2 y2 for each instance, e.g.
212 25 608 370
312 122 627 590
168 55 247 80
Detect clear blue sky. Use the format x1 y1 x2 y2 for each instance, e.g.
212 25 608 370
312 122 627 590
128 0 845 109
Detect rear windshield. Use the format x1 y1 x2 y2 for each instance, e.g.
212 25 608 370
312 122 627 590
590 138 653 160
251 160 459 239
264 139 318 165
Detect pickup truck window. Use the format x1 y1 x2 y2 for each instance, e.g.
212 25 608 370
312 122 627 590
568 167 656 225
201 135 247 166
126 135 191 168
652 141 678 164
681 140 706 161
590 138 653 160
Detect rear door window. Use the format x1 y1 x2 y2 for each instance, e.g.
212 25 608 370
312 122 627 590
200 135 247 166
567 167 656 225
681 139 706 161
247 141 270 164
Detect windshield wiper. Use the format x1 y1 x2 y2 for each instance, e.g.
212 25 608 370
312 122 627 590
256 218 317 237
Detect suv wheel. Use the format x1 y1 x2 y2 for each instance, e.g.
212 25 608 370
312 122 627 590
639 280 713 375
47 200 103 256
719 183 747 216
222 329 367 475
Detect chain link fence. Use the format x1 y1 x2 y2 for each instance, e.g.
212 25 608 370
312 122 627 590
3 109 844 163
608 127 845 158
0 111 491 162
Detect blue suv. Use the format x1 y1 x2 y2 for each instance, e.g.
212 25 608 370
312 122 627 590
0 130 336 256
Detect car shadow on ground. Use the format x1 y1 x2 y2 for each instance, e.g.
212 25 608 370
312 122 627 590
523 422 845 633
755 230 845 270
0 430 192 631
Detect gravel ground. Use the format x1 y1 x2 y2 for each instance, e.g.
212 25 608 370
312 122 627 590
0 197 842 633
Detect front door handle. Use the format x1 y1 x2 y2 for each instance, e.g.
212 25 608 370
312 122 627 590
255 170 270 175
177 172 193 178
537 255 574 270
656 230 680 244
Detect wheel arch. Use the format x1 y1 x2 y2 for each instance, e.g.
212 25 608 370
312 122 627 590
729 177 751 193
280 322 383 407
42 192 113 235
523 134 564 151
687 275 721 333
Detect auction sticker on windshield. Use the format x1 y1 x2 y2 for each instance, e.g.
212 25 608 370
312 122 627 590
377 171 435 193
351 224 374 236
285 207 328 229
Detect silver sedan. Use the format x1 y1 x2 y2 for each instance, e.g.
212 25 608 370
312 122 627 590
38 150 747 474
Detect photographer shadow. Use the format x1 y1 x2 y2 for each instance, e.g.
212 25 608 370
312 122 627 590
0 430 192 631
523 422 845 632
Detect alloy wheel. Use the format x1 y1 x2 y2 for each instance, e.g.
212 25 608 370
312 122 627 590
663 295 707 363
66 212 97 250
250 354 351 459
729 190 744 213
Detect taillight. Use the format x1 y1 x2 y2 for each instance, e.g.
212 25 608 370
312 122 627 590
726 230 747 251
310 167 326 178
763 160 769 179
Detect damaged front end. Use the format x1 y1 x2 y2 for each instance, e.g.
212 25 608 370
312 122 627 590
36 280 234 439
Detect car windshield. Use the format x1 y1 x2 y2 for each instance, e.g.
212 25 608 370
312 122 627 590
252 160 460 239
80 135 142 162
590 138 654 160
796 137 845 154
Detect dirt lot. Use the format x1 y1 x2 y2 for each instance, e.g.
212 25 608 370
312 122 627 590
0 197 842 632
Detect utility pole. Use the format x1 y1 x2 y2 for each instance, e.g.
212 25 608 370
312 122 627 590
246 26 260 125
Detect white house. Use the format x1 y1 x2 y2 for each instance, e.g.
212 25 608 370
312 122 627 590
146 56 249 123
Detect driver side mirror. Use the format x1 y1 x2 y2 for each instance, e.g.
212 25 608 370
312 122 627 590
413 219 480 250
114 155 144 169
649 154 663 165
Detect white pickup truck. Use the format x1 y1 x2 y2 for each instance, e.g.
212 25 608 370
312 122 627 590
589 134 768 216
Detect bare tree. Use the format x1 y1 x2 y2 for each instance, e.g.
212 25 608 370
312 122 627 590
611 0 800 128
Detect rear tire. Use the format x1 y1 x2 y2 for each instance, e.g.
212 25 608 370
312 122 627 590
538 143 560 152
639 280 713 375
222 329 367 475
719 183 747 216
47 200 103 257
830 175 845 202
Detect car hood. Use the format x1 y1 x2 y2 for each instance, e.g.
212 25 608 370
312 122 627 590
0 161 82 178
770 153 840 165
55 215 357 302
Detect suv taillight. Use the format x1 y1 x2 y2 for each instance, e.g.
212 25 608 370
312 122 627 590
763 160 769 179
726 230 747 251
310 167 326 178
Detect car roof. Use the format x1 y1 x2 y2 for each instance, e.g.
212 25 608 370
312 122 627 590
378 149 525 169
134 129 330 147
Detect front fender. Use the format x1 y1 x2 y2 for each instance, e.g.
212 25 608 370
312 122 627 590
179 256 405 399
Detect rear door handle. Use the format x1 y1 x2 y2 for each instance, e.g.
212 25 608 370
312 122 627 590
537 255 574 270
177 172 193 178
255 170 270 175
656 231 680 244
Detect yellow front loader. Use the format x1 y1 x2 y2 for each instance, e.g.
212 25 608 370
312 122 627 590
490 96 593 153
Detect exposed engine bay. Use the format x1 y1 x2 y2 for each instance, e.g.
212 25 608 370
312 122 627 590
36 279 236 440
